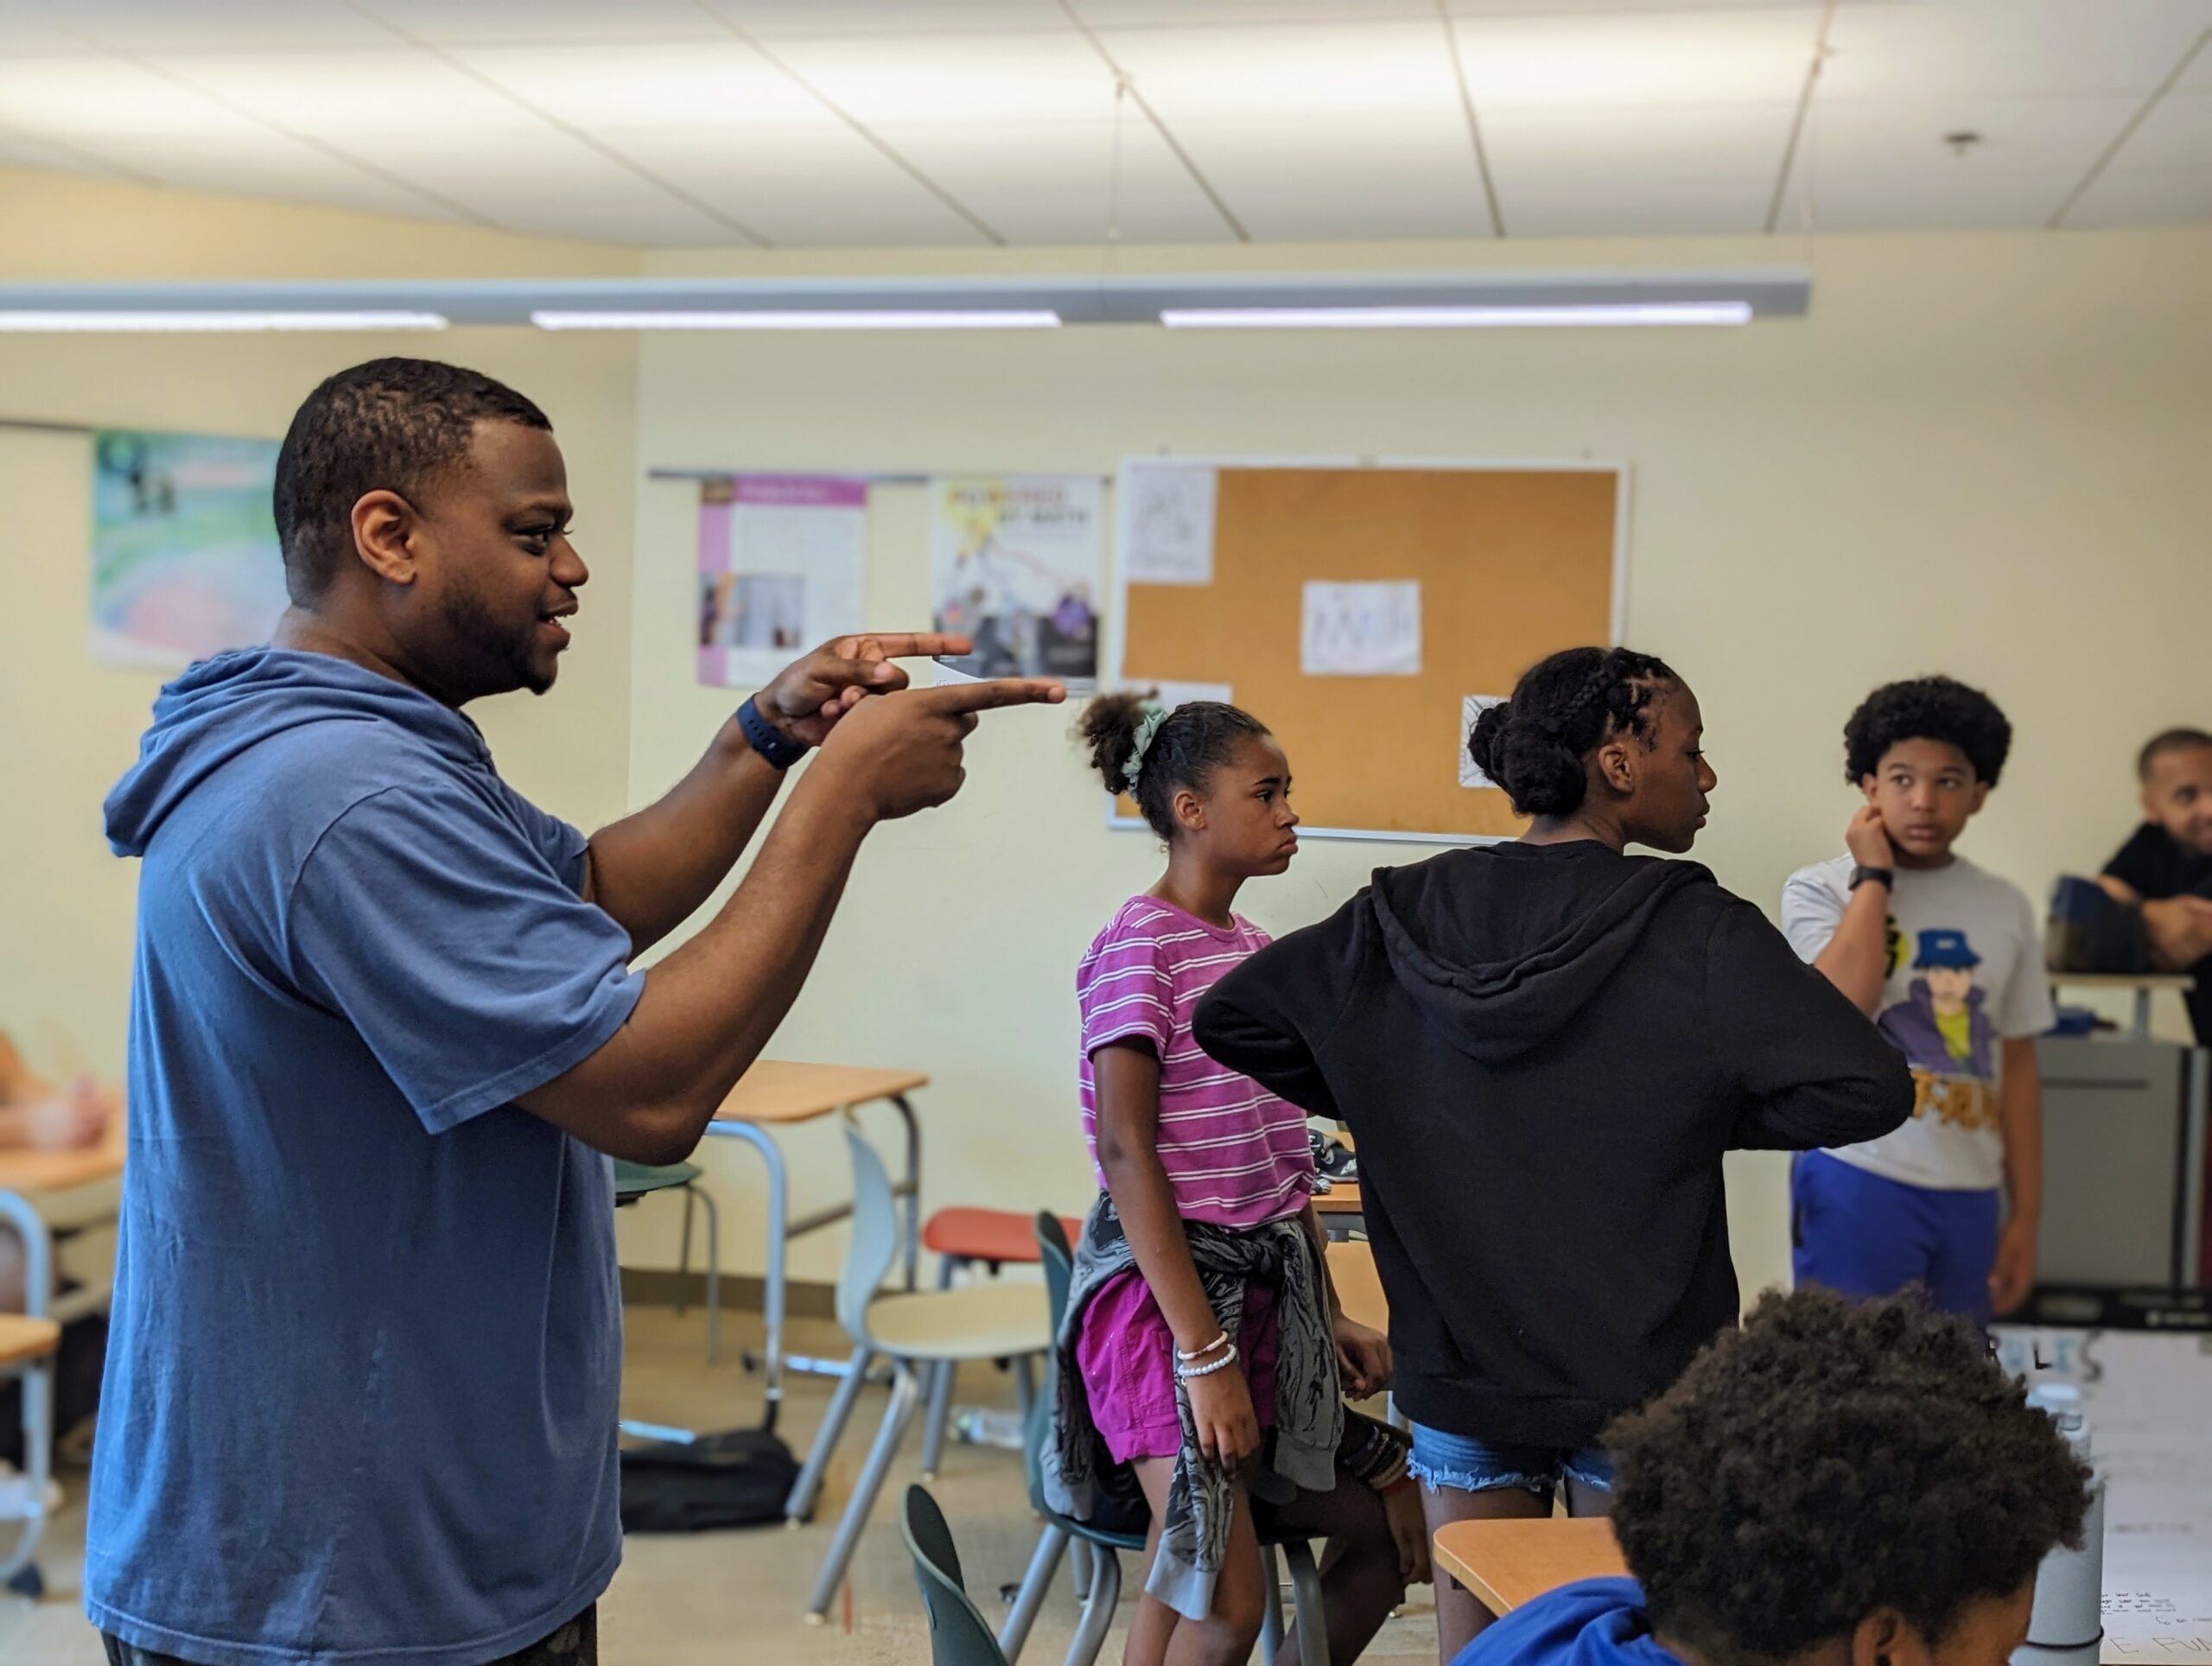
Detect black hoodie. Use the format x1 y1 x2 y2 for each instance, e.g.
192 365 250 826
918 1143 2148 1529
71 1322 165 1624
1193 841 1911 1449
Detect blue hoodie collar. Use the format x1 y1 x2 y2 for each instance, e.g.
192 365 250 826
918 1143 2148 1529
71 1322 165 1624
105 647 492 858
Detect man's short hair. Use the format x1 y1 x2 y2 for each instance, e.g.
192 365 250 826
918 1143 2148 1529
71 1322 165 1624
273 358 550 604
2139 727 2212 780
1842 675 2013 785
1605 1288 2088 1663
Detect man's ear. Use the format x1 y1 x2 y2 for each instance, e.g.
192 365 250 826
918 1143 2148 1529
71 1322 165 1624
349 489 420 587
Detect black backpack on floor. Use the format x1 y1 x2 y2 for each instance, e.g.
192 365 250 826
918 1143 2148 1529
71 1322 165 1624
619 1428 800 1533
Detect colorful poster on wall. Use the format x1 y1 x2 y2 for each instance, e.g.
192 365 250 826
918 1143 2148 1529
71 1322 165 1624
929 474 1102 689
90 429 289 669
696 474 868 689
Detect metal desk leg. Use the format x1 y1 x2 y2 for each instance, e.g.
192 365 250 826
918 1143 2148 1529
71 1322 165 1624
715 1121 790 1424
0 1190 54 1593
892 1094 921 1293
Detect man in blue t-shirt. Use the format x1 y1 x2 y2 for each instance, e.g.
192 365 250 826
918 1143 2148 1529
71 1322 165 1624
88 358 1064 1666
1452 1288 2088 1666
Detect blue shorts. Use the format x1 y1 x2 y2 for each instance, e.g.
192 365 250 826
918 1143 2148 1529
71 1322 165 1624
1792 1149 2000 1326
1407 1423 1614 1503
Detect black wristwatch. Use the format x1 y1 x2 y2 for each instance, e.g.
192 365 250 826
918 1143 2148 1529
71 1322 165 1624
735 695 810 770
1849 865 1895 892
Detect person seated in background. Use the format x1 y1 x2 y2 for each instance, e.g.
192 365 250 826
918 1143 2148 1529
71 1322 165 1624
2099 727 2212 1043
0 1033 113 1313
1454 1286 2090 1666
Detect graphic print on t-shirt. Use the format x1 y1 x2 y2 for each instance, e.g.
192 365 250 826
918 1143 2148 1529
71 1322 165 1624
1875 926 1997 1132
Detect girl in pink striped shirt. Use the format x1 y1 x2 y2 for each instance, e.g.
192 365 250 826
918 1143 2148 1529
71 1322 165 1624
1063 693 1421 1663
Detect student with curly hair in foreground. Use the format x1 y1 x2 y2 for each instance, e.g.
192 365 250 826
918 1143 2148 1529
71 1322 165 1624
1456 1286 2091 1666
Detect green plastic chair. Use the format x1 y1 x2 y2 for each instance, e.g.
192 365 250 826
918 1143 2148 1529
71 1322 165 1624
611 1159 720 1363
903 1485 1014 1666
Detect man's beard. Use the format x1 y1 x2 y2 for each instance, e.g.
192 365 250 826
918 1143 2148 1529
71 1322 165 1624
440 579 550 696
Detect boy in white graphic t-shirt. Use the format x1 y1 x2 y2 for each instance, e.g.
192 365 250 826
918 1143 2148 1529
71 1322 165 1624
1782 677 2053 1325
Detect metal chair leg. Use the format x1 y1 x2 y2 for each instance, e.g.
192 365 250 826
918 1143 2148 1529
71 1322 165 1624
1283 1537 1329 1665
918 1359 957 1481
0 1191 54 1591
1013 1352 1038 1423
1069 1536 1092 1601
1063 1545 1121 1666
1259 1540 1286 1658
785 1344 874 1523
676 1185 695 1315
806 1363 920 1619
696 1185 721 1365
998 1522 1068 1662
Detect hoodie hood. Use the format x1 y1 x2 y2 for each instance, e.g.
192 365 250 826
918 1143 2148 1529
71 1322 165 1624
105 647 488 857
1370 842 1709 1065
1459 1578 1679 1665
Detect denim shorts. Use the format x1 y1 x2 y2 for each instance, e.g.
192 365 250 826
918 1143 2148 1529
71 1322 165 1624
1407 1421 1614 1501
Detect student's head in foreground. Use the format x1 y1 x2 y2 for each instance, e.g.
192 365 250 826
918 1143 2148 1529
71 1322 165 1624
1080 691 1299 875
275 357 582 705
1844 677 2012 867
1607 1286 2088 1666
2136 728 2212 858
1468 645 1713 853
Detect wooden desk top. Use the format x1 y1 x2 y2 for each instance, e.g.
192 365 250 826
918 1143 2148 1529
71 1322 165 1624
0 1122 126 1192
1431 1517 1628 1615
711 1060 931 1127
1325 1238 1388 1335
2050 972 2196 992
1313 1180 1363 1214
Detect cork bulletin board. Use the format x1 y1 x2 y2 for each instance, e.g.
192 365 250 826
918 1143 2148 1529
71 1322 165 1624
1109 458 1627 843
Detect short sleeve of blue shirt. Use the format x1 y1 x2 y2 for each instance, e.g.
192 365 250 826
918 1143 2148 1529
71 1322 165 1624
287 780 642 1132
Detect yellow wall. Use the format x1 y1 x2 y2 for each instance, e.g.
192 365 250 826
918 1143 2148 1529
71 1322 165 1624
0 166 642 1078
621 227 2212 1296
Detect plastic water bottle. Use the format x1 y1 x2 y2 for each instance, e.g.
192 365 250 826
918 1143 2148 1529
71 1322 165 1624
2012 1383 2106 1665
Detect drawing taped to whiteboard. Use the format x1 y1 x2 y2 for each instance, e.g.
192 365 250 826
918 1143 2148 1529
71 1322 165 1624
1459 696 1507 787
1301 581 1421 677
1120 462 1216 586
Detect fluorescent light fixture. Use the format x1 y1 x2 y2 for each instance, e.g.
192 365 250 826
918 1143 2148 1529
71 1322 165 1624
0 310 448 332
1160 302 1754 329
531 308 1061 332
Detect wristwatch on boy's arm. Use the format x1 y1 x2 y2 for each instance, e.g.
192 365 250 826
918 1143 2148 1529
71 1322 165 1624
1849 865 1894 892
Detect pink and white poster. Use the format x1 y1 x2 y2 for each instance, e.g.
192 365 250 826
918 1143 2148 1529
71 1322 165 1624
696 474 868 690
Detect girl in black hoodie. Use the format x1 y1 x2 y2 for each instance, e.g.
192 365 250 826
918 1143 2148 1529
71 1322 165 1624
1193 646 1911 1661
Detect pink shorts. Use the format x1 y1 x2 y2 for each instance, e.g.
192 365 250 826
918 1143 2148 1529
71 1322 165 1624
1073 1270 1281 1464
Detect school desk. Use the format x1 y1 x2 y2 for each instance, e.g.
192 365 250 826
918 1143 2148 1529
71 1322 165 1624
1430 1517 1628 1615
0 1117 125 1194
1313 1180 1364 1240
2049 971 2196 1042
702 1061 929 1422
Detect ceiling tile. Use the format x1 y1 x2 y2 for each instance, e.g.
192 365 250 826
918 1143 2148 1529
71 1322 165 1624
487 194 751 246
2063 160 2212 227
868 118 1235 242
0 122 124 179
746 30 1119 124
1096 21 1465 118
1796 92 2142 175
1449 7 1820 110
1772 162 2075 231
446 40 834 130
1821 0 2208 101
35 0 394 51
707 1 1069 36
1168 113 1496 238
1478 102 1796 186
0 54 270 140
1447 0 1822 10
1076 2 1429 22
353 0 727 46
2113 86 2212 172
603 124 995 245
159 49 550 139
1499 174 1770 236
71 132 472 221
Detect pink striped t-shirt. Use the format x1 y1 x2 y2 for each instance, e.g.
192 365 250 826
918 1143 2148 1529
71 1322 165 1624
1075 895 1317 1229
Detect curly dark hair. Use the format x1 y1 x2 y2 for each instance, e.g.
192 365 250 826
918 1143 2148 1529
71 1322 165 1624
1606 1288 2089 1662
1465 645 1680 818
1079 690 1271 841
1843 676 2012 786
274 357 551 605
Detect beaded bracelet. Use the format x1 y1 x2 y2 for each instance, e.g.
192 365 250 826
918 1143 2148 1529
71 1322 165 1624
1177 1332 1229 1362
1175 1342 1240 1381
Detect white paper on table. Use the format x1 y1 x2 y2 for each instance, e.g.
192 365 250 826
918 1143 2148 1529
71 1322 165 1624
1459 696 1508 787
1118 461 1217 586
1993 1327 2212 1652
1301 581 1421 677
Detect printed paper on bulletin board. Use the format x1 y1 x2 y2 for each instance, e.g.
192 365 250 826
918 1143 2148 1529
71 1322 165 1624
1112 462 1624 841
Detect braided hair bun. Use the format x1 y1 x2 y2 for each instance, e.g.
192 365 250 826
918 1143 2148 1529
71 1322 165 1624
1469 646 1680 819
1078 690 1270 841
